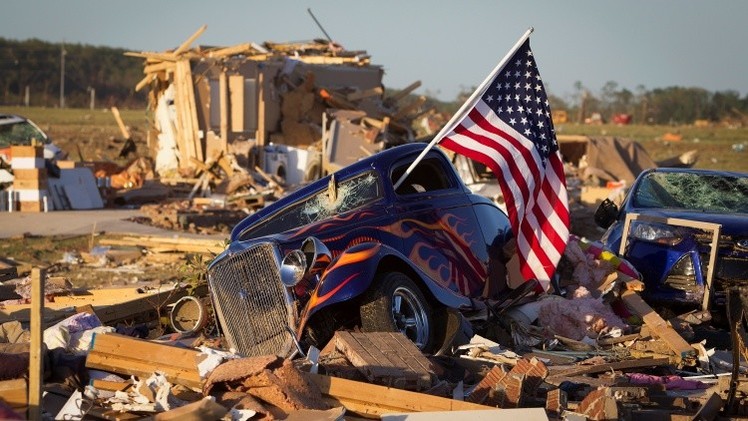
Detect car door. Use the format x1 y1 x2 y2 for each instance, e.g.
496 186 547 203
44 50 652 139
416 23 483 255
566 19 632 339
389 153 489 298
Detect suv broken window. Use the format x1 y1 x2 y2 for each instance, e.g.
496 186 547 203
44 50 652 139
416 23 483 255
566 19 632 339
633 172 748 213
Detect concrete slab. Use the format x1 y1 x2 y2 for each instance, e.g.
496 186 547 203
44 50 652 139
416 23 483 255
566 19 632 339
0 209 225 240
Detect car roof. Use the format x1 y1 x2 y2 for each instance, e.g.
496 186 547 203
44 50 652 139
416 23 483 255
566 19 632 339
644 166 748 178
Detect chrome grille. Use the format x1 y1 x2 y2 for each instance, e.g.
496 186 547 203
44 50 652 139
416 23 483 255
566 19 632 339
208 243 295 357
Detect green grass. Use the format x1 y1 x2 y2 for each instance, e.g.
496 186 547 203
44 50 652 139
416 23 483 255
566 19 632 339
3 106 747 172
557 122 748 172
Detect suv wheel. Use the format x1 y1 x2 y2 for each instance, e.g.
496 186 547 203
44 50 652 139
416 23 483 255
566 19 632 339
360 272 433 351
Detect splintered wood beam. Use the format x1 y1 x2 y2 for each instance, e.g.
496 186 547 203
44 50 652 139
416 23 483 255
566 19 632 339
124 51 179 62
386 80 422 104
346 86 383 102
621 290 695 361
206 43 253 58
173 24 207 56
135 74 155 92
546 357 671 383
144 61 176 74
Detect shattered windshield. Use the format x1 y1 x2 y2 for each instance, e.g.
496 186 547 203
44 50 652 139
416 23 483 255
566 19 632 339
0 120 48 149
241 171 383 239
633 171 748 213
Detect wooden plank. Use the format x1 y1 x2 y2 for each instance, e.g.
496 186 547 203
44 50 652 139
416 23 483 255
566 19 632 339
135 73 155 92
621 290 695 360
124 51 179 61
98 238 224 254
1 285 188 325
173 25 207 56
175 59 202 164
90 379 132 392
86 333 203 389
174 60 197 168
229 74 245 132
385 81 422 104
0 378 27 409
219 72 228 152
546 357 671 381
185 62 203 163
257 71 265 148
206 43 252 59
143 61 176 75
85 406 143 420
346 86 383 102
28 267 44 421
90 286 188 325
306 373 494 417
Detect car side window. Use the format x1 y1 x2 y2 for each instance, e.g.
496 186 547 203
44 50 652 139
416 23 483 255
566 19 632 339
392 156 455 195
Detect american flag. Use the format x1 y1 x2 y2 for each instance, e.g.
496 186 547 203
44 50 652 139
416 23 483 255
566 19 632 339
439 39 570 290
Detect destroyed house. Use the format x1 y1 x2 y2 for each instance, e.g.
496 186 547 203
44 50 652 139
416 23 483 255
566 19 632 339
130 27 424 186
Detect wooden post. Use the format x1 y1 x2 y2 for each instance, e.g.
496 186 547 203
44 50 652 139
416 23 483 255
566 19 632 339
219 72 228 153
28 267 45 420
257 71 266 149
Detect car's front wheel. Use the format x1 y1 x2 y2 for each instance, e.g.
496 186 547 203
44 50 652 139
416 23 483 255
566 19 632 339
359 272 434 351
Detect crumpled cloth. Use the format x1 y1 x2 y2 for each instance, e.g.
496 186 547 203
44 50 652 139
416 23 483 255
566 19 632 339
626 373 709 390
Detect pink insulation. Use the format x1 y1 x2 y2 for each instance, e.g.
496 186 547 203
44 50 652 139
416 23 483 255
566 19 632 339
537 296 628 341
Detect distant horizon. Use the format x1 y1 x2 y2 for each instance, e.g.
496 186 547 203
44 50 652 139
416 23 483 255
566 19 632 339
2 1 746 103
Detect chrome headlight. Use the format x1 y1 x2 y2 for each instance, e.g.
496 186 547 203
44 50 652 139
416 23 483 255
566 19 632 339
631 221 683 246
280 249 307 287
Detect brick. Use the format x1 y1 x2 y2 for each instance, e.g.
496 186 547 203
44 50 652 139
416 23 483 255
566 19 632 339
498 372 525 408
510 357 549 396
466 365 508 404
577 387 618 421
545 388 567 419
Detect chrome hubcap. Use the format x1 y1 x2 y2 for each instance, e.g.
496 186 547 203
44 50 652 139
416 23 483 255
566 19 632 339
391 286 429 348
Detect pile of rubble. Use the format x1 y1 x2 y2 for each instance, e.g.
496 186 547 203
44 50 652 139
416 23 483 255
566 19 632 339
2 235 746 420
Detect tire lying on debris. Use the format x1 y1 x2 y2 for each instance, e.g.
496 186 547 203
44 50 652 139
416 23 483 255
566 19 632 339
359 272 437 352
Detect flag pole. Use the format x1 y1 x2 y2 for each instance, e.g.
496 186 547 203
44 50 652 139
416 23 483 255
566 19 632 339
394 27 535 190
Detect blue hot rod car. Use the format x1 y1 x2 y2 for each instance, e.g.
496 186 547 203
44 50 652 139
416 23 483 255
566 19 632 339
596 167 748 313
207 142 516 357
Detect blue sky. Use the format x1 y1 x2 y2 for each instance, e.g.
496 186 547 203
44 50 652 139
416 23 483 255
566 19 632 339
2 1 746 102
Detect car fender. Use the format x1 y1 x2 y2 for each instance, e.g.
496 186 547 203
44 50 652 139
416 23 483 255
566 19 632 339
297 241 472 332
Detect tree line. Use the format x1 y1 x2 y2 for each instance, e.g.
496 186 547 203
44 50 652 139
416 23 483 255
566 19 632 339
2 38 747 126
548 81 748 125
0 38 145 109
